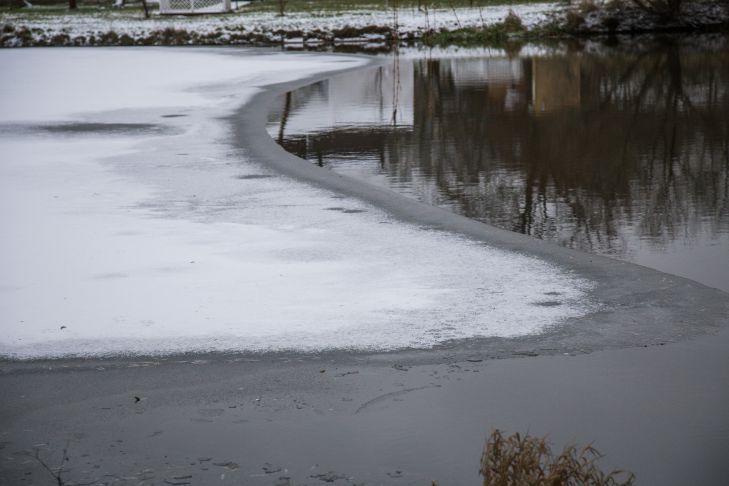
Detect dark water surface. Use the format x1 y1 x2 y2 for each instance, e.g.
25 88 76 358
269 37 729 292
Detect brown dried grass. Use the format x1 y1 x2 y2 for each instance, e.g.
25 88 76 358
480 430 635 486
503 9 526 33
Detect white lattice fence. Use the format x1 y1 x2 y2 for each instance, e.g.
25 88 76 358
159 0 231 14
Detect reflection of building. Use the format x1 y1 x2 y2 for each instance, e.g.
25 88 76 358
415 56 582 114
531 57 581 113
270 61 415 137
448 58 528 112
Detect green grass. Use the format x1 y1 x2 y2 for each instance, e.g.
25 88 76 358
423 24 517 45
422 22 556 48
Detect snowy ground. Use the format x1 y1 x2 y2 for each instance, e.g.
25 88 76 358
0 3 561 47
0 48 595 359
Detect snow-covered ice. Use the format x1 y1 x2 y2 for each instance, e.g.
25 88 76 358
0 48 594 359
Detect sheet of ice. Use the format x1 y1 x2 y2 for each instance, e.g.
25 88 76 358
0 49 367 123
0 48 595 359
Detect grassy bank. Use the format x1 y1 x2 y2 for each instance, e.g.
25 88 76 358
0 0 550 16
241 0 550 14
419 8 563 46
2 1 727 48
0 1 559 47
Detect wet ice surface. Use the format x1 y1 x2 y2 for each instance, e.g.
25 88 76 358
0 48 595 359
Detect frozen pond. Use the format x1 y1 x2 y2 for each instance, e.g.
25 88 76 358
1 46 726 360
1 45 729 486
0 48 597 358
269 38 729 292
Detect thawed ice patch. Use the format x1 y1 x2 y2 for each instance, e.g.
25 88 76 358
0 48 596 359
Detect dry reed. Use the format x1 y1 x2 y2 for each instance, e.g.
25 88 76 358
480 430 635 486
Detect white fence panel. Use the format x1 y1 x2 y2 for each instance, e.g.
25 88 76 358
159 0 231 14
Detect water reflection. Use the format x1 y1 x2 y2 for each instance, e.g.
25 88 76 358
268 38 729 292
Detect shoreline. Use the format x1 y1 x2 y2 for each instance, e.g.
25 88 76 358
2 2 727 49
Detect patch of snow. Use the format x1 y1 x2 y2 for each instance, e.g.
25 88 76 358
0 48 595 359
1 4 562 46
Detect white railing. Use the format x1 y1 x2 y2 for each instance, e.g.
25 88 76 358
159 0 231 15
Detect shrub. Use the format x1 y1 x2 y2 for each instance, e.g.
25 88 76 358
99 30 119 45
154 27 192 45
630 0 684 18
480 430 635 486
565 10 586 31
50 33 70 46
579 0 600 14
503 10 526 33
119 33 134 45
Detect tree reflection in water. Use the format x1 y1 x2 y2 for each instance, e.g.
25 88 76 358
269 37 729 290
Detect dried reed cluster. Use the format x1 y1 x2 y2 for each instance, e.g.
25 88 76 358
480 430 635 486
